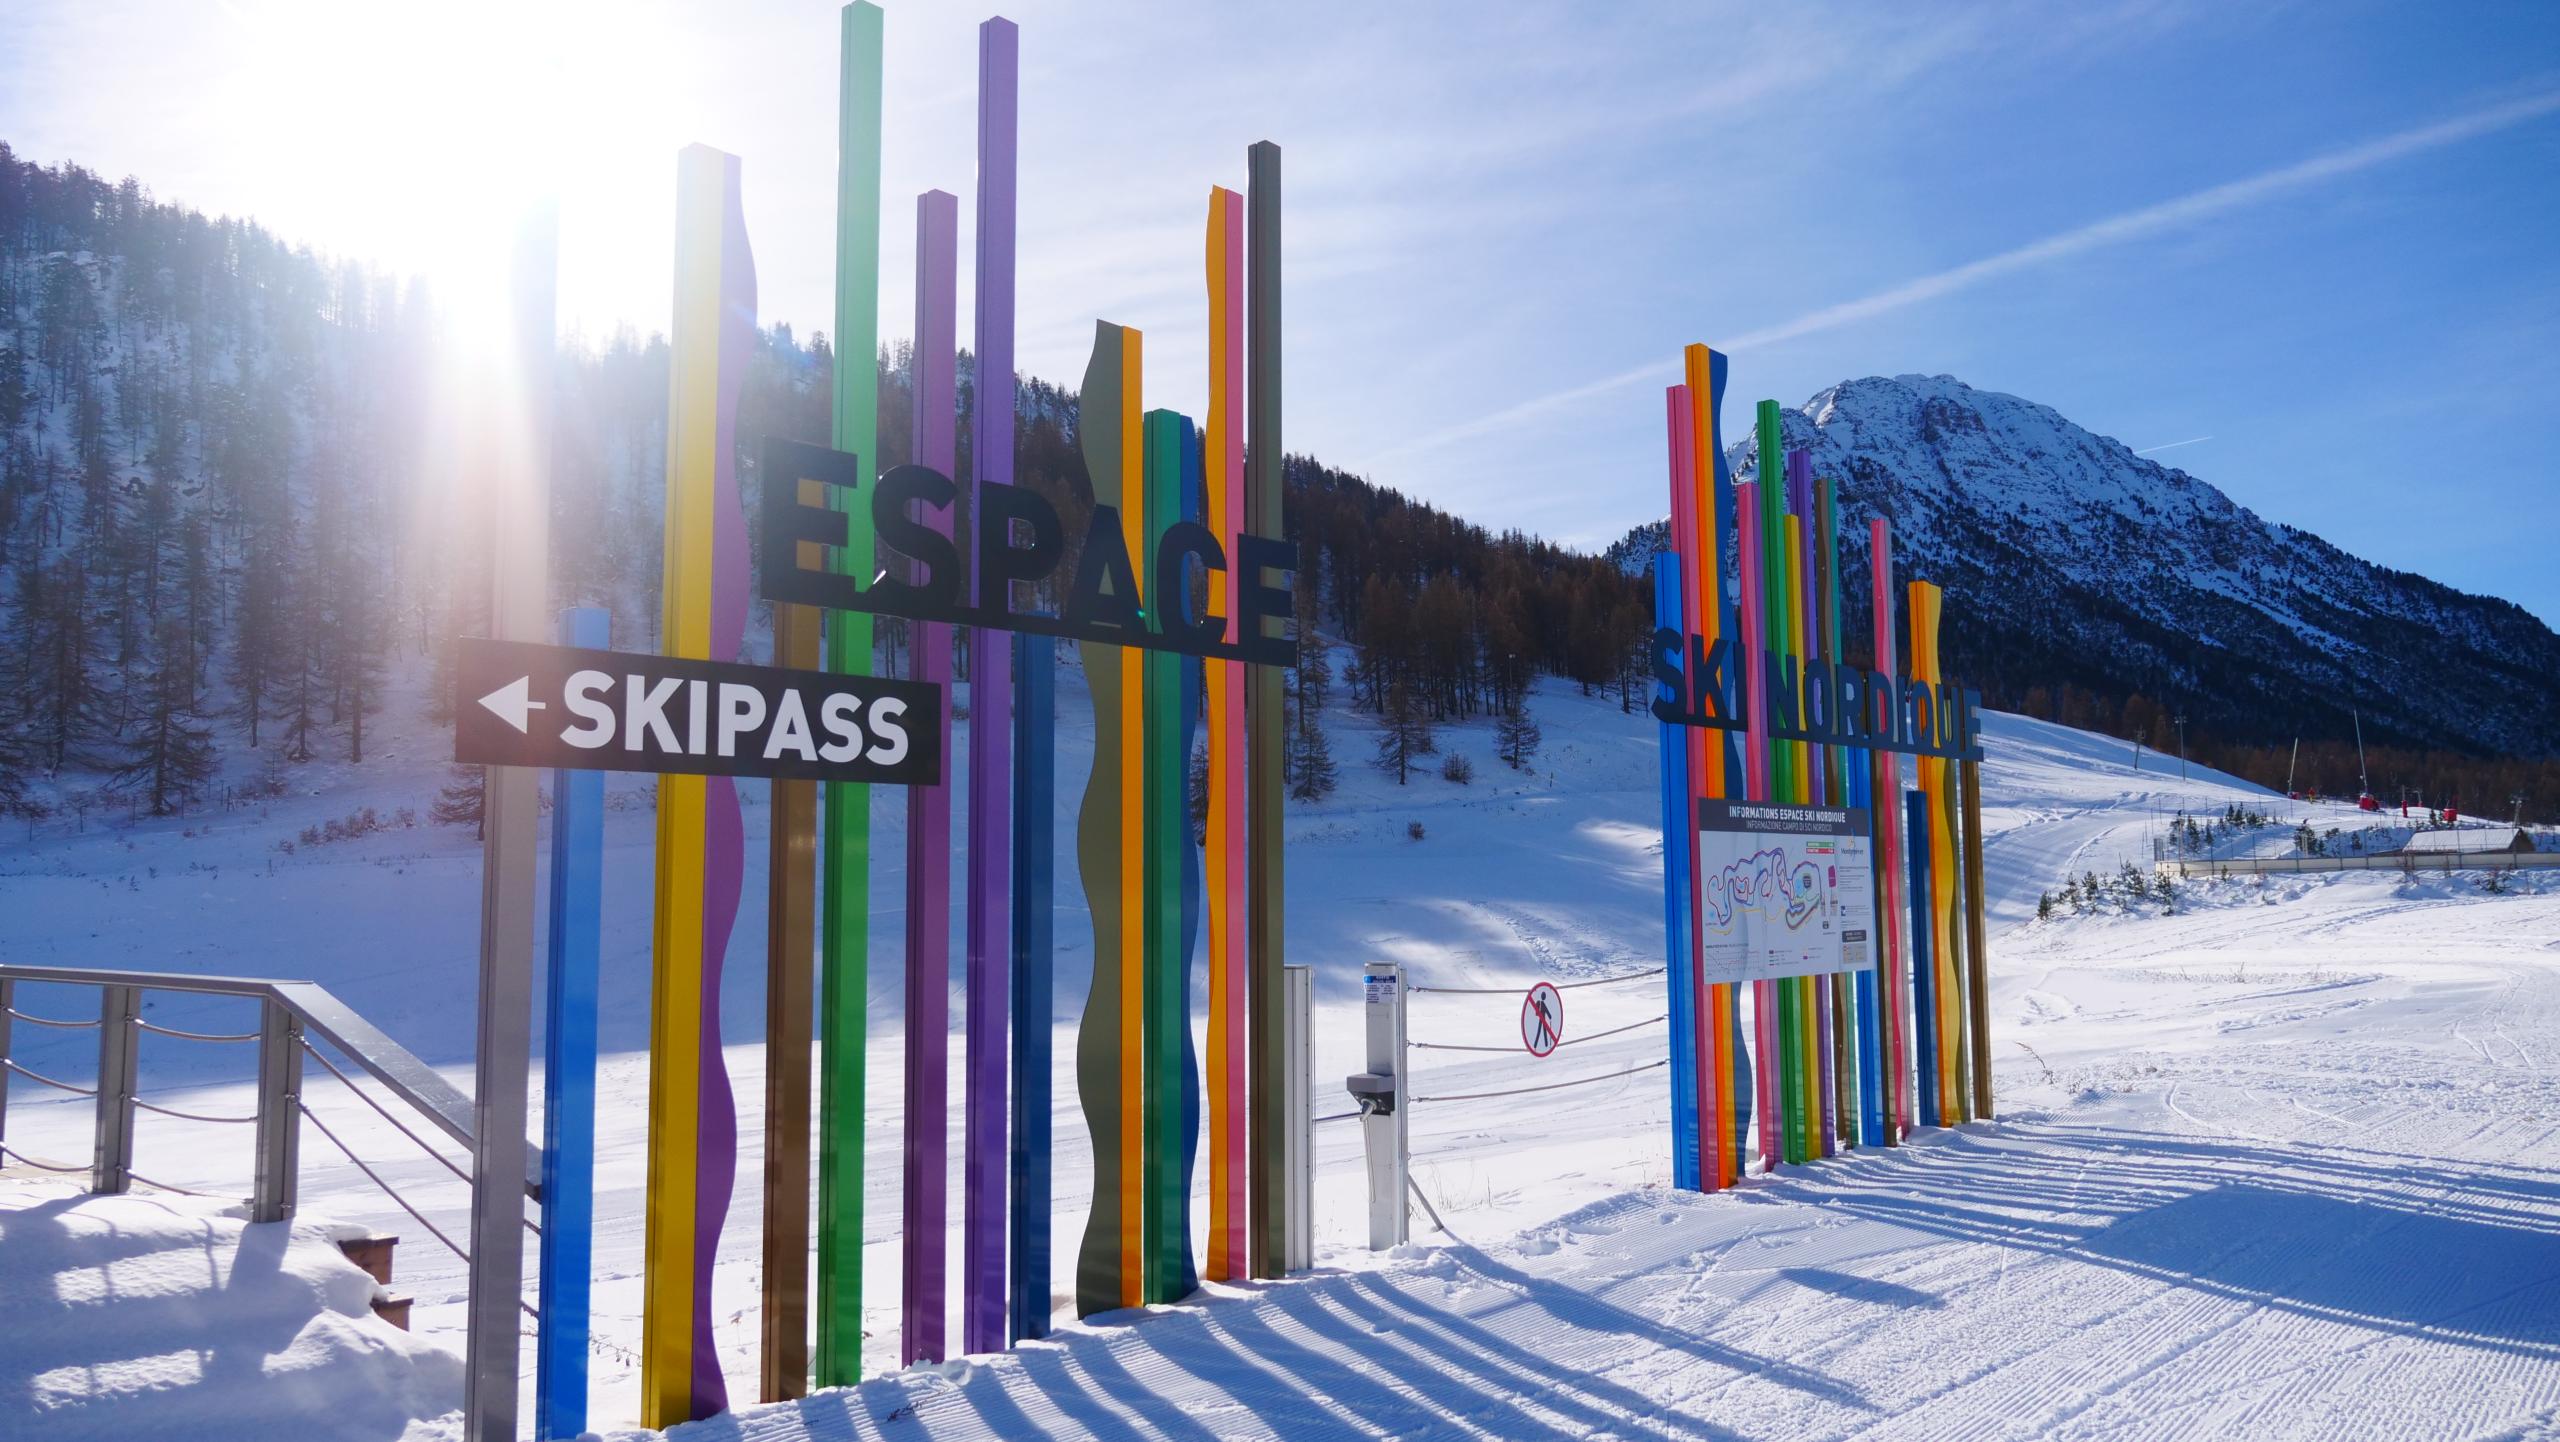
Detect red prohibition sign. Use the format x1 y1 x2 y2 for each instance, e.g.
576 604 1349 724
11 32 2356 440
1522 982 1564 1057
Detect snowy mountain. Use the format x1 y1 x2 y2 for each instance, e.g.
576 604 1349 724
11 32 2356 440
1616 374 2560 761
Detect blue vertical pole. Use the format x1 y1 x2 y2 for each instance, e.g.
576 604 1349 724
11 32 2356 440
537 606 607 1440
1008 633 1054 1341
1652 556 1700 1190
1906 788 1939 1131
1852 755 1885 1147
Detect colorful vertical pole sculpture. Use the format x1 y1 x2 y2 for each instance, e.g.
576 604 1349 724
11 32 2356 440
816 0 883 1389
1907 786 1939 1130
1676 349 1728 1191
1733 476 1777 1172
1141 409 1191 1303
961 15 1018 1360
1817 476 1852 1151
903 188 959 1367
643 142 754 1429
1203 186 1249 1282
1245 139 1288 1278
1175 427 1206 1301
1009 619 1053 1341
1962 760 1993 1121
1074 322 1145 1316
1910 580 1959 1125
764 569 818 1403
1869 519 1906 1141
538 606 606 1440
1652 542 1701 1191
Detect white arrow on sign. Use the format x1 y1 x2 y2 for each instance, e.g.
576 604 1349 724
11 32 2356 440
477 676 547 734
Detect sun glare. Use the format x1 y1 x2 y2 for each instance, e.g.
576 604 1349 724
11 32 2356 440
216 0 698 352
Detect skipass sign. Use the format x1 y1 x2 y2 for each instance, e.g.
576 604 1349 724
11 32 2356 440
1694 799 1875 984
452 636 941 785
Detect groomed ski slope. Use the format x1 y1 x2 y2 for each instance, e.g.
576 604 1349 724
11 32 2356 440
2 665 2556 1440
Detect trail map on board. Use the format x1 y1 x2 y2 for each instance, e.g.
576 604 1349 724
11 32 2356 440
1694 800 1875 983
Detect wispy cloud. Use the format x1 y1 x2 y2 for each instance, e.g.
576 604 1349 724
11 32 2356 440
2134 435 2214 455
1370 87 2560 468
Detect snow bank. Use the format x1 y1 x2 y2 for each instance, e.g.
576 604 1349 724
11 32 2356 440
0 1179 461 1441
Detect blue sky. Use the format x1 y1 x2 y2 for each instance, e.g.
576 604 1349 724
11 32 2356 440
6 0 2557 622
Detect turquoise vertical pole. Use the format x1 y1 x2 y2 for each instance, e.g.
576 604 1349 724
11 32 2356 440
537 605 607 1440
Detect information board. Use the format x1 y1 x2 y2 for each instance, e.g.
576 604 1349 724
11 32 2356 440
1694 800 1874 983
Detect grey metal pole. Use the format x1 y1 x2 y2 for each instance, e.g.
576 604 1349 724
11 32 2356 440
465 204 556 1442
93 985 139 1194
1282 964 1312 1271
252 998 303 1224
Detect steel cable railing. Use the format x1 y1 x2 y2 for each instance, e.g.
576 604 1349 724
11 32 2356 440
1409 966 1665 996
1412 1012 1667 1054
135 1020 259 1043
1412 1057 1669 1105
300 1041 474 1188
6 1058 99 1096
7 1007 99 1030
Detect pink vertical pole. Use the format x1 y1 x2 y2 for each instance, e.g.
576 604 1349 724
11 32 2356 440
1735 479 1778 1172
1869 517 1906 1138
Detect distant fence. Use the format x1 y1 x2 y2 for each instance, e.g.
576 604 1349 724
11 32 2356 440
2159 851 2560 879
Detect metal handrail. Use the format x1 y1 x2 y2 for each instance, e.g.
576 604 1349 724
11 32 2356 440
0 963 541 1201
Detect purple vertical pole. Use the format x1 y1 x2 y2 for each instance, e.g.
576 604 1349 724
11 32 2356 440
961 17 1018 1360
1782 449 1834 1156
904 188 959 1367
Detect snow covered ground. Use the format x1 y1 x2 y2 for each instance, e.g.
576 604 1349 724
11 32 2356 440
0 1179 461 1440
3 662 2556 1440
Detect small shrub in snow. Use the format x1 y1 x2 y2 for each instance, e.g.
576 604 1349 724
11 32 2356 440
1441 753 1474 785
1407 820 1426 841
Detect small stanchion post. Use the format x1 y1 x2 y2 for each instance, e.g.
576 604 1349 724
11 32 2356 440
93 984 139 1195
1349 961 1408 1251
251 997 302 1223
1283 964 1314 1270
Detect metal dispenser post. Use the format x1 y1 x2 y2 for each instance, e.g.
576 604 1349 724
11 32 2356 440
1347 961 1407 1250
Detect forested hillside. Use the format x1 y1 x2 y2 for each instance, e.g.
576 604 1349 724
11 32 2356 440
0 146 1644 820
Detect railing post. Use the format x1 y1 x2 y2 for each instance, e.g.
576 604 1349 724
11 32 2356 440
253 997 303 1223
93 985 139 1194
0 976 15 1159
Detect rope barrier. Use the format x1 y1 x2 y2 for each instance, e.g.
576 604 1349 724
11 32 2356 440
1410 966 1665 996
5 1058 98 1096
302 1040 473 1187
1413 1057 1667 1105
133 1096 259 1125
299 1101 471 1266
1413 1013 1668 1054
6 1007 99 1030
136 1020 259 1043
126 1168 222 1199
0 1143 87 1173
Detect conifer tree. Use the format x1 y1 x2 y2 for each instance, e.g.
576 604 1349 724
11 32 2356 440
1374 677 1431 785
1496 694 1542 770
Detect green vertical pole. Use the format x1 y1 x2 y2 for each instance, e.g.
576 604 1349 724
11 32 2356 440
1754 399 1798 1164
816 0 882 1390
1244 140 1288 1278
1141 409 1185 1298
